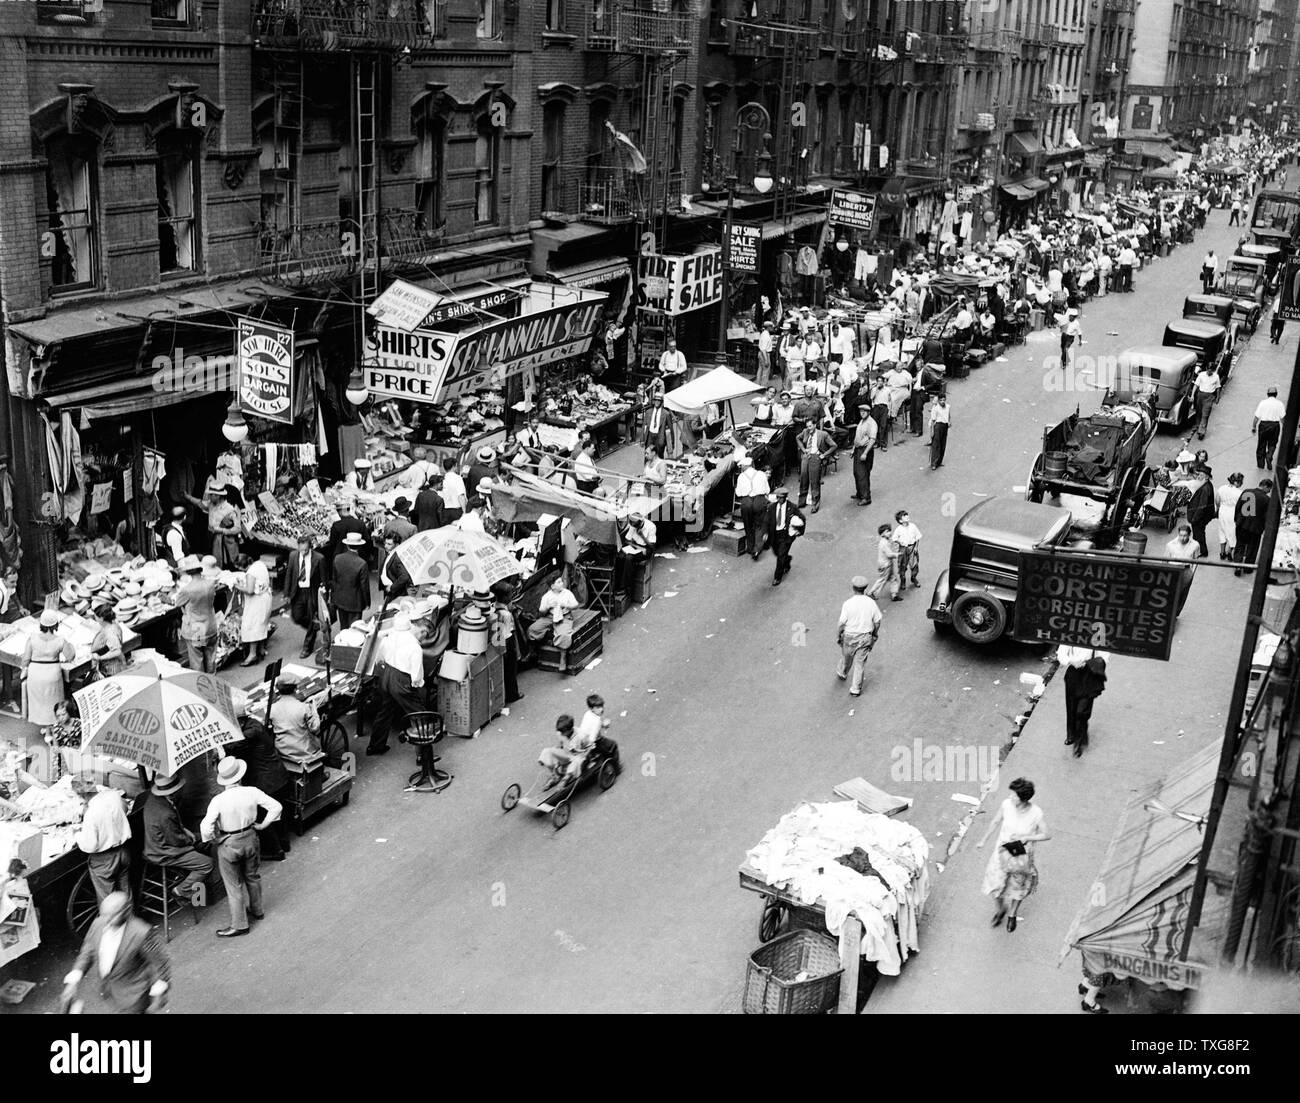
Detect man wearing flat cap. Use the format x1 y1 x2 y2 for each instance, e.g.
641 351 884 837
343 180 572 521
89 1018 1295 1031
766 487 804 586
269 673 322 766
851 405 878 505
836 576 883 697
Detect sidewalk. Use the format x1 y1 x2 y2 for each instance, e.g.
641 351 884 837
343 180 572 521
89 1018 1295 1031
866 230 1292 1015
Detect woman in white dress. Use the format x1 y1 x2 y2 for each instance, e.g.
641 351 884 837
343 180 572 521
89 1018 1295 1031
21 610 74 726
1216 471 1245 561
237 555 273 667
977 777 1052 932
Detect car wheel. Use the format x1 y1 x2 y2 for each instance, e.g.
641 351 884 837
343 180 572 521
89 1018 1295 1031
950 591 1007 644
501 783 521 812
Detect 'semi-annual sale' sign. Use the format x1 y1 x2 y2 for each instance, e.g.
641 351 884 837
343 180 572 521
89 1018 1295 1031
1012 549 1188 661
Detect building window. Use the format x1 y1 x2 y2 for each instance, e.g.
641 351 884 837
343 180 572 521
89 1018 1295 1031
814 92 830 175
258 127 296 258
475 115 499 224
545 0 564 31
477 0 500 39
542 102 565 212
156 130 200 273
416 116 446 233
588 99 610 183
702 100 719 183
422 0 448 37
42 133 98 292
672 96 685 175
151 0 188 25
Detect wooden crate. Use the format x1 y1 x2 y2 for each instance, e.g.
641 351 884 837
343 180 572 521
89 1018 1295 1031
437 649 505 737
535 609 603 674
711 527 747 556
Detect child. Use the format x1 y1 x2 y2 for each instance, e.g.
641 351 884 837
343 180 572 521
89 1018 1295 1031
869 523 902 602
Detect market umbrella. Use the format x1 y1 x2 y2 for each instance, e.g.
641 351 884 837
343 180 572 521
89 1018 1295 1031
73 661 243 775
394 526 522 593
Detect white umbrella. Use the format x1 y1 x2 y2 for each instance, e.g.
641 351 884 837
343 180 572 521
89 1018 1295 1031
394 526 522 593
73 661 242 775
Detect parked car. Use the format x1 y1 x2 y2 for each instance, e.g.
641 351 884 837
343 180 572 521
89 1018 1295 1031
1217 255 1268 305
1185 289 1259 337
1162 318 1234 386
1104 345 1200 428
928 497 1074 645
1239 241 1285 283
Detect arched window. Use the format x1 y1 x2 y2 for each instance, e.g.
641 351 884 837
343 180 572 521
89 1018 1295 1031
156 129 201 273
416 114 447 234
43 132 99 292
475 114 499 225
542 101 566 213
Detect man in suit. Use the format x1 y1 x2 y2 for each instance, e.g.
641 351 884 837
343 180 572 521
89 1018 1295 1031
331 532 370 629
62 892 170 1014
379 532 413 600
327 500 370 572
414 477 445 532
1234 478 1273 575
796 420 837 513
380 498 417 543
642 396 675 458
766 487 805 586
285 534 325 657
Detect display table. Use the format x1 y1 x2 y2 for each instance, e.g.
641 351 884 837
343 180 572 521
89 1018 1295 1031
657 455 737 535
542 403 633 458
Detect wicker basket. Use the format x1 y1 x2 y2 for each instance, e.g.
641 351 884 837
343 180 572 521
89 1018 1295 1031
743 930 843 1014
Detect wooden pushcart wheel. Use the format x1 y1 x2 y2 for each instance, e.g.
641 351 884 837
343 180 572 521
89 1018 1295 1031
551 802 570 830
65 869 99 937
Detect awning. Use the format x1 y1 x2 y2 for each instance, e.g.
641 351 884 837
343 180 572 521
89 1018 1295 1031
663 365 761 416
7 281 291 348
1062 742 1229 992
759 209 828 239
1129 139 1178 164
547 258 632 289
1006 131 1043 158
491 471 624 545
1001 177 1050 200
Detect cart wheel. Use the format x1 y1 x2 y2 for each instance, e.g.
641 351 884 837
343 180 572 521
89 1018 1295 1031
501 783 521 811
598 759 618 791
551 802 571 830
320 720 349 769
1025 456 1044 503
1167 512 1178 533
759 898 787 943
65 869 99 937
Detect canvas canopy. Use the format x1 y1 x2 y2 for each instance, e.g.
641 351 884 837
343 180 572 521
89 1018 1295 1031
1062 742 1228 991
491 470 661 546
663 366 762 416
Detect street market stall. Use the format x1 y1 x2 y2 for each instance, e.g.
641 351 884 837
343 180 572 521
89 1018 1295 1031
739 800 930 1013
1062 742 1227 1012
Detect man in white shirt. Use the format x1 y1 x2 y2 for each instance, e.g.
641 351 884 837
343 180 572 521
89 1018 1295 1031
617 512 657 594
757 322 775 385
163 506 190 567
1117 245 1137 292
1061 308 1082 368
929 393 951 469
892 509 923 589
1193 366 1223 439
440 457 467 521
835 576 883 696
951 300 974 344
772 391 795 426
455 500 487 534
62 891 170 1014
829 322 855 372
72 776 133 904
851 407 877 505
1165 523 1204 561
1253 386 1287 469
658 338 688 389
200 756 283 937
735 456 771 559
1201 250 1218 294
366 613 429 756
527 575 581 669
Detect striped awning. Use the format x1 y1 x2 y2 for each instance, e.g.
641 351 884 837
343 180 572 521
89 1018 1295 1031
547 258 632 289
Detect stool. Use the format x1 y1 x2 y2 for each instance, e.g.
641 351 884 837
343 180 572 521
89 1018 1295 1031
138 861 204 943
404 711 452 793
583 563 616 620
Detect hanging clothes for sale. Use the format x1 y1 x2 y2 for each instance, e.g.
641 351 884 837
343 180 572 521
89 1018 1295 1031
959 209 973 241
795 245 819 276
939 197 959 241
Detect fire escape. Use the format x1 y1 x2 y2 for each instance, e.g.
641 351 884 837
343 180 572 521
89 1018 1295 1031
875 29 965 181
250 0 425 314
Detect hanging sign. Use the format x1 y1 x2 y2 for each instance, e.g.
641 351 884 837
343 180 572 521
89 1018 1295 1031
89 483 112 515
1279 256 1300 321
724 221 762 274
1012 549 1187 661
636 248 724 315
829 188 877 232
236 318 295 426
365 289 607 404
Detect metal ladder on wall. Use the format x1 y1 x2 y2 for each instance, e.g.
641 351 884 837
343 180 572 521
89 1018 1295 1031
353 53 380 361
772 28 817 225
265 54 303 277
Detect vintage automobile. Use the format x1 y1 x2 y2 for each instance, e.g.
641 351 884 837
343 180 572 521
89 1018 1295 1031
1239 241 1285 283
1183 292 1257 338
928 497 1074 644
1104 345 1200 429
1217 255 1269 306
1162 318 1234 386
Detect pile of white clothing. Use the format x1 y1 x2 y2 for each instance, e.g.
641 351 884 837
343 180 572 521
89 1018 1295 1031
14 776 85 828
745 802 931 975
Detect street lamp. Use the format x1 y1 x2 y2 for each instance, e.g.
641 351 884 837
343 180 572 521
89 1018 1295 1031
718 103 774 359
221 398 248 444
345 367 368 406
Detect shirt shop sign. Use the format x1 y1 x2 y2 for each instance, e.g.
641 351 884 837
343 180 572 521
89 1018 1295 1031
637 248 724 315
364 294 606 404
236 318 295 426
1011 549 1186 661
724 222 762 274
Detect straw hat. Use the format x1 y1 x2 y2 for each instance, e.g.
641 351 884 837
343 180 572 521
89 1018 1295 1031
354 458 373 469
83 574 108 594
476 477 495 494
216 757 247 787
342 532 366 548
477 446 496 462
392 613 413 633
178 555 202 573
152 773 184 797
39 609 60 629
